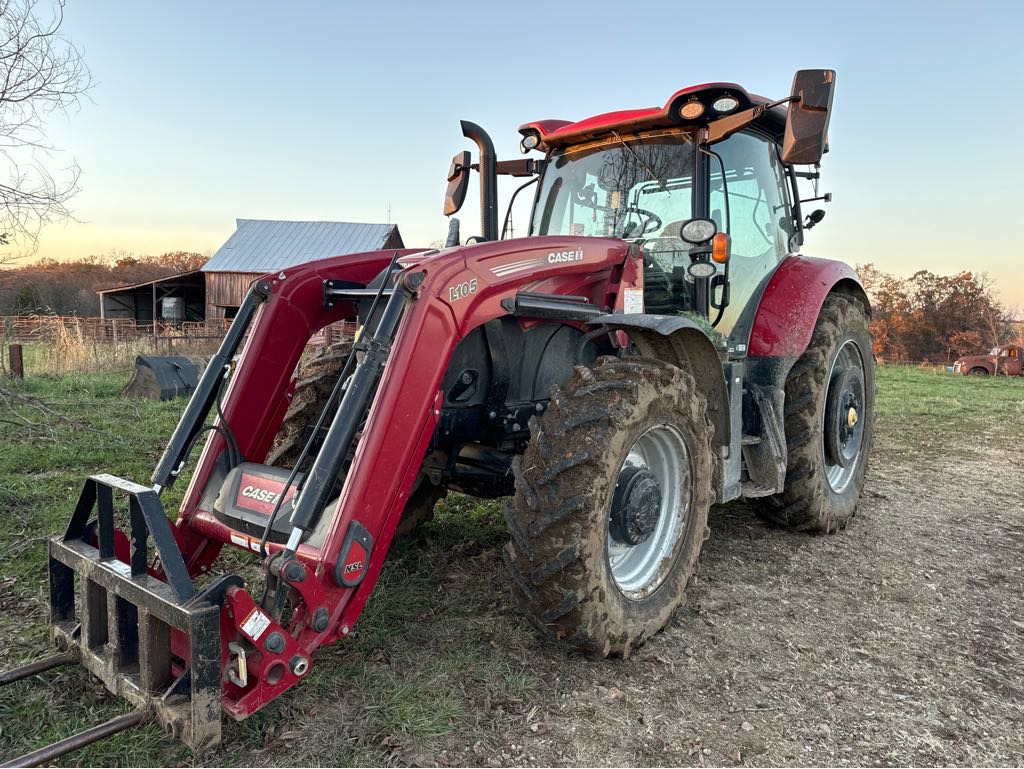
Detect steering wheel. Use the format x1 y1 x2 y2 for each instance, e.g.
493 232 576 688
621 207 662 238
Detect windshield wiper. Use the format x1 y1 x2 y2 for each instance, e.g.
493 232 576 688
611 131 669 193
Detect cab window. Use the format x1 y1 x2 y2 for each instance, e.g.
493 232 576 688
710 130 793 336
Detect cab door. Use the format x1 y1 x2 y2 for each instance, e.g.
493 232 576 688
1005 346 1022 376
709 130 794 341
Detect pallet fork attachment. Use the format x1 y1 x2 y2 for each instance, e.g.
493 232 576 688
0 710 147 768
0 268 425 764
0 479 218 765
45 474 224 751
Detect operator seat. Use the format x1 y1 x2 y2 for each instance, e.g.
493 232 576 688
641 220 693 315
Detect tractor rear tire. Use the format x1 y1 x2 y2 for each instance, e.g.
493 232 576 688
505 356 713 658
268 340 444 535
754 293 875 533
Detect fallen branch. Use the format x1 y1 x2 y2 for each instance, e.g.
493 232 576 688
0 383 106 435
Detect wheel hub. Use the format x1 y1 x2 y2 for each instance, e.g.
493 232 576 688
610 465 662 546
822 340 868 492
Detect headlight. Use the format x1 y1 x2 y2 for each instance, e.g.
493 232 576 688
520 133 540 153
678 99 705 120
680 218 717 243
712 94 740 113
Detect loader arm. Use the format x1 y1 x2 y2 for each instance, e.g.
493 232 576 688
33 235 639 735
184 235 638 716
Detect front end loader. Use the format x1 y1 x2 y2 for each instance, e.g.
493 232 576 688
2 69 876 764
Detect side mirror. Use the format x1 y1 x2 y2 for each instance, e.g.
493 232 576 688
782 69 835 165
443 150 472 216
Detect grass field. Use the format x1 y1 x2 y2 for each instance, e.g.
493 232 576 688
0 365 1021 766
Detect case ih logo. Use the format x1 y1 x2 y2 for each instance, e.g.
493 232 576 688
491 249 585 278
242 486 281 504
235 473 296 516
547 249 584 264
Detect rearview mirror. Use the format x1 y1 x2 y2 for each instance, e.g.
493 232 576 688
443 150 472 216
782 69 835 165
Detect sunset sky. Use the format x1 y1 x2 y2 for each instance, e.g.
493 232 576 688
27 0 1024 307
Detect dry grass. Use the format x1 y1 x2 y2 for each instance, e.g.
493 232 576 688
3 323 220 377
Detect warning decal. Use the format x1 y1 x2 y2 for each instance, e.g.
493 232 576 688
241 607 272 641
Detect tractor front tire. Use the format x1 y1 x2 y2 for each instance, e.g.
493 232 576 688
754 293 875 533
268 341 353 469
505 357 713 658
268 340 443 535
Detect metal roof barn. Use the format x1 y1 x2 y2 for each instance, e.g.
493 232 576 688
95 219 404 326
202 219 402 274
201 219 403 320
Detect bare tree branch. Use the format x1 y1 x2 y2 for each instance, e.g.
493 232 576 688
0 0 91 267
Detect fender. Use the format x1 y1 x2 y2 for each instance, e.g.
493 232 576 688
748 255 869 359
587 313 729 449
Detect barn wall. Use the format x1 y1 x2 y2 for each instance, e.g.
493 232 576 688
204 272 260 319
382 229 404 250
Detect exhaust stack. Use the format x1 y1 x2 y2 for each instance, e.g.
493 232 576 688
460 120 498 241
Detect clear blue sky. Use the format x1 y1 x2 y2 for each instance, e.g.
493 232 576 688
38 0 1024 305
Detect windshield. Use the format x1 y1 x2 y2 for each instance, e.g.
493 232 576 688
530 130 695 240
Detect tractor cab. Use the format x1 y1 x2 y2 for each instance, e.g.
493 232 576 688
526 124 795 337
445 71 835 343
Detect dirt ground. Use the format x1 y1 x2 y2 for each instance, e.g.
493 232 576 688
1 369 1022 767
243 370 1023 768
391 431 1021 766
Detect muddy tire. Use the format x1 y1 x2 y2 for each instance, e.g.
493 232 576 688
754 294 875 533
395 476 447 536
267 342 354 469
968 367 989 376
268 340 443 535
504 356 713 658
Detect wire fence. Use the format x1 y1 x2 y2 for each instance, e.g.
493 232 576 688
1 315 357 377
0 315 231 342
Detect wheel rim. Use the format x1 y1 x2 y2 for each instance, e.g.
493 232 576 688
823 340 867 493
607 424 690 599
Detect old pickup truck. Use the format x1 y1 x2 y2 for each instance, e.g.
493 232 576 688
953 344 1022 376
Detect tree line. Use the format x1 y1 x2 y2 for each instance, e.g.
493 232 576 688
2 253 1018 362
857 264 1020 363
0 251 207 317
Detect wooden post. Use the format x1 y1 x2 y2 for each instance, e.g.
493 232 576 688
9 343 24 379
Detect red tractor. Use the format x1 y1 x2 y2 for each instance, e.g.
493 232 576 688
3 69 874 762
